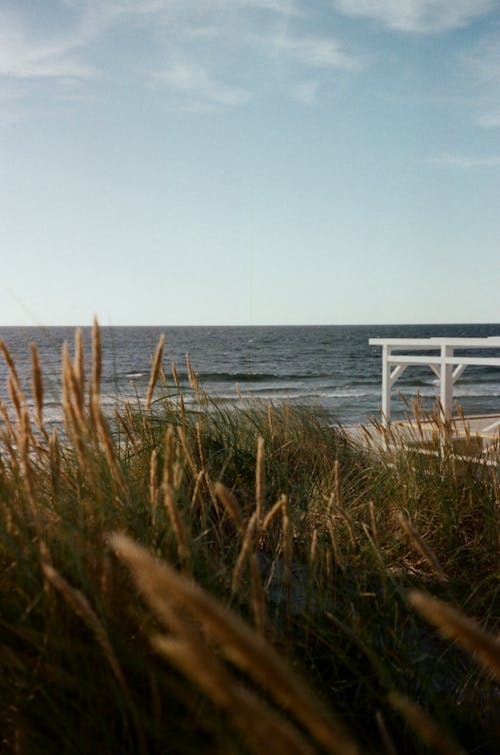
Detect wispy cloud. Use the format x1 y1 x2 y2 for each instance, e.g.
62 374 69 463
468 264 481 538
290 79 318 105
69 0 299 28
332 0 496 33
0 20 95 79
0 80 30 124
0 3 232 85
150 61 252 108
476 108 500 128
228 0 299 13
430 152 500 168
465 33 500 85
272 33 357 68
0 0 359 118
462 32 500 128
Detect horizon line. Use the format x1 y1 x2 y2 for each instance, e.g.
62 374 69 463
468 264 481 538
1 322 499 328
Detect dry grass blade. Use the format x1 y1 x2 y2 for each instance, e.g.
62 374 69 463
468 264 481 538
109 534 359 755
92 317 102 397
309 527 318 569
152 635 315 755
114 406 139 451
195 421 206 470
262 495 286 532
0 338 26 403
255 436 265 523
171 360 180 389
388 693 465 755
62 358 88 468
49 428 61 494
0 400 16 443
397 513 448 582
73 327 85 413
190 469 205 513
91 397 127 495
368 501 380 551
163 482 189 567
62 343 86 432
250 553 266 635
215 483 244 534
146 335 165 410
30 342 44 431
149 449 158 518
375 710 397 755
185 353 202 404
7 375 23 421
327 519 344 570
19 409 37 515
334 459 341 507
409 591 500 679
177 426 198 479
281 495 292 603
162 425 175 486
42 563 127 692
153 635 233 707
232 511 258 593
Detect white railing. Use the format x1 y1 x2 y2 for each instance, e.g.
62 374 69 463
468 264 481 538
369 337 500 425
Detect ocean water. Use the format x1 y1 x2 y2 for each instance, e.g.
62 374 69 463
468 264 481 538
0 324 499 427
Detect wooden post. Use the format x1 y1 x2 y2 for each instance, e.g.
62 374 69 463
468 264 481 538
440 344 454 420
382 344 391 426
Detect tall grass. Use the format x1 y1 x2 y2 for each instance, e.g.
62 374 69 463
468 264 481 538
0 326 498 754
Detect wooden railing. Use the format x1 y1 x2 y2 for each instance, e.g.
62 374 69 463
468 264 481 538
369 337 500 425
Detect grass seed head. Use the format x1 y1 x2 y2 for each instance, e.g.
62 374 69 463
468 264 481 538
388 692 465 755
109 534 359 755
215 482 244 534
397 513 448 582
146 334 166 410
30 342 44 430
409 591 500 679
92 317 102 397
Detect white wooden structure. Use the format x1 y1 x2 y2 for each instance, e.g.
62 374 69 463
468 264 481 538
369 337 500 426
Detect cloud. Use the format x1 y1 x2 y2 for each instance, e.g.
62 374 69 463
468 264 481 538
465 33 500 85
272 34 357 68
290 80 319 104
0 1 358 119
476 108 500 128
0 80 29 124
68 0 299 27
227 0 299 12
0 12 95 80
430 153 500 168
332 0 496 33
151 61 252 108
462 33 500 128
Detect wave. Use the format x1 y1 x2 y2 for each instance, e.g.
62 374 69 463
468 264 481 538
109 377 499 403
238 385 377 399
193 371 334 383
454 386 500 399
396 383 500 399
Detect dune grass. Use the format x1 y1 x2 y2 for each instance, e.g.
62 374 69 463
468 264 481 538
0 323 498 754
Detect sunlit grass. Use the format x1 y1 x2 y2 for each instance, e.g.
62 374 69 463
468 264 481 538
0 323 498 754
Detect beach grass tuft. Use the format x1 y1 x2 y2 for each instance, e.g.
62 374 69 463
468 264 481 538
0 329 498 754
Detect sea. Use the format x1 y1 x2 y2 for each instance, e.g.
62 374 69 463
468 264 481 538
0 324 499 428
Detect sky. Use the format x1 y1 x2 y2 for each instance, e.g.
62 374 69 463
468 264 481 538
1 0 499 326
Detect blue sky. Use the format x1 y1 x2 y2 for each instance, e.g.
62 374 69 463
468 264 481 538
1 0 499 325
